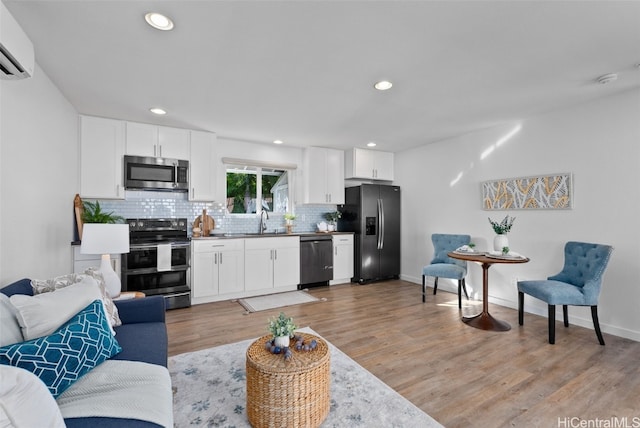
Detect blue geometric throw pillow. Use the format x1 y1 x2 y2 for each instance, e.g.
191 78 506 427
0 299 122 398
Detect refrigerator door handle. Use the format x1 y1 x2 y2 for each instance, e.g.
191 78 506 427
376 199 380 249
380 198 385 249
377 198 383 250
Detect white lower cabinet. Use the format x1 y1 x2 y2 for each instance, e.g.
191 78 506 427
245 237 300 292
191 236 301 304
192 239 244 303
331 234 354 284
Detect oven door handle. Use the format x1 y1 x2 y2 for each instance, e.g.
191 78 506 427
164 291 190 298
129 243 190 251
129 244 155 251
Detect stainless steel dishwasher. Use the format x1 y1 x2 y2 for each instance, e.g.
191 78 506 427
299 235 333 288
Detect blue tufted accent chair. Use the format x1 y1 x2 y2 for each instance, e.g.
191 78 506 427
517 241 613 345
422 234 471 308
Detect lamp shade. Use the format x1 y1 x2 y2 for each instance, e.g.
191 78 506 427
80 224 130 255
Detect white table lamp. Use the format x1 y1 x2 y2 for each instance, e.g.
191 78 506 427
80 223 130 298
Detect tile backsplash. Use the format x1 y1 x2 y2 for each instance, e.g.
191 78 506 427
97 191 337 235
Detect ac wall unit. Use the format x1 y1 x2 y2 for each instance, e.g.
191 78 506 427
0 2 34 80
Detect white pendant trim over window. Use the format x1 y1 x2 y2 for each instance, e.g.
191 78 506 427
221 157 297 171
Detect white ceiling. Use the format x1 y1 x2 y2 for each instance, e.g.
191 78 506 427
5 1 640 153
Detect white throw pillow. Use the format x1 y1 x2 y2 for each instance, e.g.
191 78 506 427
32 271 122 327
82 268 122 327
0 365 66 428
0 294 23 347
10 277 110 340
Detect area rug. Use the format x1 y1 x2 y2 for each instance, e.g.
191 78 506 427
169 327 442 428
237 290 323 313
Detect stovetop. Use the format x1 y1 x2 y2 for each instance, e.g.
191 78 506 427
126 218 188 245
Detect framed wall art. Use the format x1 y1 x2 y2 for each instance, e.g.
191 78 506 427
482 173 572 210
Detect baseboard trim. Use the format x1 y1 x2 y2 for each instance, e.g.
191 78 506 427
402 274 640 342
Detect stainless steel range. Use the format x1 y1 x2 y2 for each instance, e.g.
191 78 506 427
121 218 190 309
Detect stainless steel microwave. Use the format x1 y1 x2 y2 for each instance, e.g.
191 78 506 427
124 155 189 191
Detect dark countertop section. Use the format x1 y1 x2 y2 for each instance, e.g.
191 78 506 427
72 232 354 245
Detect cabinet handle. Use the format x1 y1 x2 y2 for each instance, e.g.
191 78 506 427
214 253 217 264
274 249 277 260
220 253 223 264
154 145 157 157
159 145 163 157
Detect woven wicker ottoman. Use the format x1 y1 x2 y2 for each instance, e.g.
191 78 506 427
246 333 330 428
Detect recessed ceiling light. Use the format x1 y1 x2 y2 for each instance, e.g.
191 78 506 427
367 142 377 147
273 140 284 145
149 107 166 115
374 80 393 91
145 12 174 31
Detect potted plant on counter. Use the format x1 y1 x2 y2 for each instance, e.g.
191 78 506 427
284 212 296 234
324 211 342 232
82 201 124 224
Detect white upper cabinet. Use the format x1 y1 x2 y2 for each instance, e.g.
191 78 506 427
302 147 345 204
189 131 217 201
125 122 190 160
158 126 190 159
124 122 155 157
79 115 125 199
345 148 394 181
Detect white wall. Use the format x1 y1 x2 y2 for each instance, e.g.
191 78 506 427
0 63 78 285
395 89 640 341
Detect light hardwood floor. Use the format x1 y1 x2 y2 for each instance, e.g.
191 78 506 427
166 280 640 427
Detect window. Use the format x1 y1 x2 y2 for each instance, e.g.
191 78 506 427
225 165 291 214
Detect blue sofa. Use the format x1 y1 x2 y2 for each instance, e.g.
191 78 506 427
1 278 169 428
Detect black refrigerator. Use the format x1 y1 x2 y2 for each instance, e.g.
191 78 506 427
338 184 400 284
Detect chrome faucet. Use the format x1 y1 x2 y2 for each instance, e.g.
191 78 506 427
259 210 269 234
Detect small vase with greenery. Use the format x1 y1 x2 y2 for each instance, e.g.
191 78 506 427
489 215 515 252
324 211 341 231
324 211 341 224
268 312 297 347
284 212 296 224
488 215 515 235
284 213 296 234
82 201 124 224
